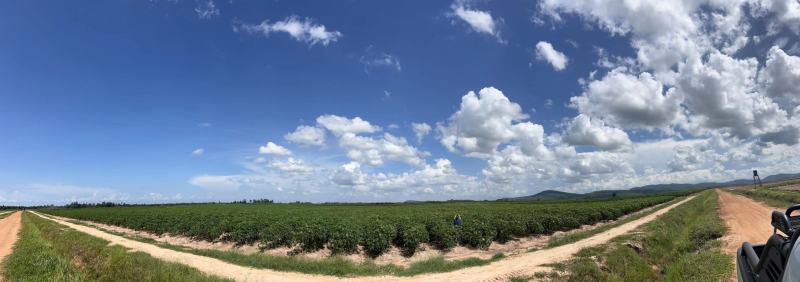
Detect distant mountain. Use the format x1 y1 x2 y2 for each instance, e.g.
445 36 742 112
500 172 800 201
506 190 584 201
762 173 800 182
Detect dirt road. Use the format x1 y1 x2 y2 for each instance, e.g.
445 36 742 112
33 196 694 282
0 211 22 279
717 189 776 255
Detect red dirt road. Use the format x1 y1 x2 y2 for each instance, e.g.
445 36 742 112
0 211 22 279
717 189 776 255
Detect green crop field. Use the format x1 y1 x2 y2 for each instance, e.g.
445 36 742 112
40 195 679 258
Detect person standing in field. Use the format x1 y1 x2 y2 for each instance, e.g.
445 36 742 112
453 214 462 226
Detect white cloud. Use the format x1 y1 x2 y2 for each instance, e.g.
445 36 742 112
438 87 546 157
571 68 681 130
535 41 569 71
562 114 631 151
676 52 788 139
284 125 326 146
338 133 429 167
330 162 367 188
360 46 402 73
189 175 245 190
667 145 705 172
195 0 220 19
192 148 205 156
450 1 503 41
269 157 315 175
562 151 633 181
237 16 342 46
258 142 292 156
411 122 432 144
316 115 380 136
759 46 800 113
332 159 477 194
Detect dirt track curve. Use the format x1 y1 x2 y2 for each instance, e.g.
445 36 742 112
32 196 694 282
717 189 776 255
0 211 22 279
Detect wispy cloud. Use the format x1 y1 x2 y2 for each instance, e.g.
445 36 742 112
360 46 402 73
236 16 343 46
194 0 220 19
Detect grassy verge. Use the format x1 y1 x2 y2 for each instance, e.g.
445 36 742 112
2 212 85 281
512 190 731 281
3 212 231 281
730 188 798 208
40 213 505 277
0 211 13 220
544 197 685 249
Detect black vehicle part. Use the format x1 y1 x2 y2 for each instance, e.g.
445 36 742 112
786 204 800 231
773 210 794 237
738 207 800 282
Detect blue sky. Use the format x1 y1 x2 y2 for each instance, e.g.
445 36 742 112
2 0 800 204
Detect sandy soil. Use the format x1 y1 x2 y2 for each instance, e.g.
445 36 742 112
43 201 668 267
32 196 693 282
0 211 22 280
717 189 777 255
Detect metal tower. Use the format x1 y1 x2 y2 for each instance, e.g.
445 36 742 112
753 170 762 188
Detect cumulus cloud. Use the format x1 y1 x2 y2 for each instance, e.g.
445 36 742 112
332 159 477 194
450 1 503 41
190 0 800 200
677 52 788 139
284 125 326 146
236 16 342 46
316 115 380 136
259 142 292 156
338 133 428 167
571 69 681 130
438 87 546 158
667 145 705 172
562 114 631 150
535 41 569 71
759 46 800 113
411 122 432 144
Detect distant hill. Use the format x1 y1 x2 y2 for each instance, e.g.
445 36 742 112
506 190 584 201
500 172 800 201
762 173 800 182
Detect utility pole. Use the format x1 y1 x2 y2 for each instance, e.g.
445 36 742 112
753 170 762 188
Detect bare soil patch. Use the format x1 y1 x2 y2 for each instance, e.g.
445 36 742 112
0 211 22 280
716 189 776 255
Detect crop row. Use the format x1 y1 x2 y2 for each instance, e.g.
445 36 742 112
42 195 675 257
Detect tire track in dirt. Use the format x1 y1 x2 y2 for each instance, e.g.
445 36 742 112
32 196 694 282
0 212 22 280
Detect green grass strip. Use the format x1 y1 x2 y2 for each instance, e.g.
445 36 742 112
730 187 798 208
544 196 686 249
2 212 85 281
5 212 231 282
512 190 732 281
